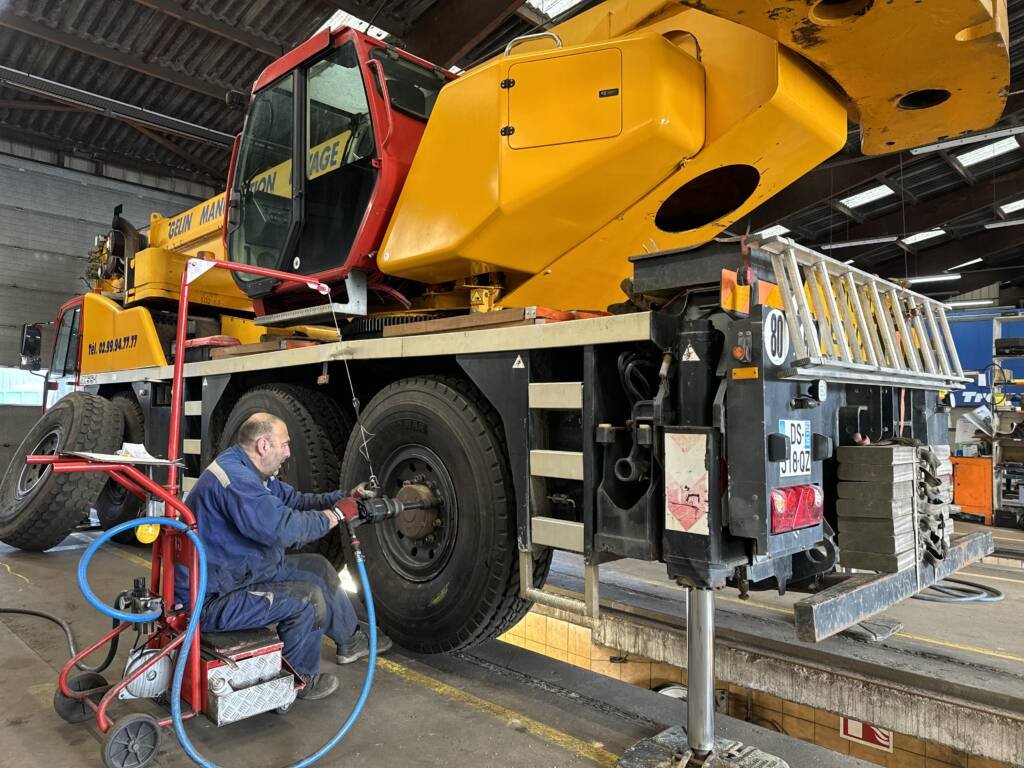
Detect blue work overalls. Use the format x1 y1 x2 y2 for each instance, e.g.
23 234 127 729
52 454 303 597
180 444 358 677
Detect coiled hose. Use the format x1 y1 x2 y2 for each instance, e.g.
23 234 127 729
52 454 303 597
911 577 1004 603
78 517 377 768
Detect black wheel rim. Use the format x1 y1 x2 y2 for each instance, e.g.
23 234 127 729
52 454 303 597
375 445 458 582
12 426 62 502
107 719 159 768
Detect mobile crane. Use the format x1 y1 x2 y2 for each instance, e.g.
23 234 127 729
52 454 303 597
0 1 1010 764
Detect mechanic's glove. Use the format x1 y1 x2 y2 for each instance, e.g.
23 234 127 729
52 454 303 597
350 481 379 500
334 496 360 525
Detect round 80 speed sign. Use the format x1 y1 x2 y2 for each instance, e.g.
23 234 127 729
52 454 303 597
764 308 789 366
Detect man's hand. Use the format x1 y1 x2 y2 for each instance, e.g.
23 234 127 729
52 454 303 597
334 496 360 524
350 481 378 500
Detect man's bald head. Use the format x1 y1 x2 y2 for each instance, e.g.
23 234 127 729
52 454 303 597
238 413 291 476
238 412 285 448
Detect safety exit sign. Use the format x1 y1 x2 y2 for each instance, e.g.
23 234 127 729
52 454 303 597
840 717 894 752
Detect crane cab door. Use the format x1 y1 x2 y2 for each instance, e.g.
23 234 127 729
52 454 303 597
42 298 83 411
227 32 444 303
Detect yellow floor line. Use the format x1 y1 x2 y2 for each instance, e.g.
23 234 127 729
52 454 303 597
717 594 791 615
376 657 619 766
962 570 1024 586
892 632 1024 664
103 546 152 569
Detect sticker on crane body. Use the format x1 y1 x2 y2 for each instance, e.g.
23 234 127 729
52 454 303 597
764 308 789 366
664 433 710 535
778 419 812 477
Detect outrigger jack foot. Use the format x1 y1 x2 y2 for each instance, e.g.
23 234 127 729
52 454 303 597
617 728 790 768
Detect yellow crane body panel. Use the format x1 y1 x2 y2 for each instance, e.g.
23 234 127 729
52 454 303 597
126 247 252 313
80 292 168 374
378 32 707 286
380 12 848 310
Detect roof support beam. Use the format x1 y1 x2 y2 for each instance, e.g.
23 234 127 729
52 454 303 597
0 125 217 187
820 165 1024 244
124 122 224 180
400 0 528 67
0 65 234 147
874 225 1024 277
0 13 229 101
132 0 284 58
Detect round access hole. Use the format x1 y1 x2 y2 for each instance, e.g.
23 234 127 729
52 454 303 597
654 164 760 234
898 89 951 110
809 0 874 23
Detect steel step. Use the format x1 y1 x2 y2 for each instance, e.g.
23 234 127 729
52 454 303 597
529 449 584 481
182 439 202 456
528 382 582 410
531 516 584 552
183 400 202 416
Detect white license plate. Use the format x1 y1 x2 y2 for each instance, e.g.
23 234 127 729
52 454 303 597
778 419 812 477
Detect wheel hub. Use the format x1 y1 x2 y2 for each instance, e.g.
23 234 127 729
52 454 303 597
16 426 61 498
394 483 439 540
376 448 457 582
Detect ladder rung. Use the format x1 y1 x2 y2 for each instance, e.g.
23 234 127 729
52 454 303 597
183 439 202 455
531 517 584 552
528 382 583 410
529 450 584 480
181 476 199 492
183 401 203 416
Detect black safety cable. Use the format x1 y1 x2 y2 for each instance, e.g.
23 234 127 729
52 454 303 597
911 577 1004 603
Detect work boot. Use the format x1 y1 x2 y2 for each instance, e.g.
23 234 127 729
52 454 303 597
336 627 393 664
296 673 339 700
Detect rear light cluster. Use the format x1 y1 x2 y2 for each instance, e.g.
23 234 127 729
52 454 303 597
770 484 823 533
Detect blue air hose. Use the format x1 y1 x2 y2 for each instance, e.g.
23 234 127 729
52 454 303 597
78 517 377 768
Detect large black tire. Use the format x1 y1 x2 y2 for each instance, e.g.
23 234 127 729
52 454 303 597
216 385 340 496
0 392 123 551
339 376 550 654
96 393 146 542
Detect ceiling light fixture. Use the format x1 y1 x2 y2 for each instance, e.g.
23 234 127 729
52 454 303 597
984 219 1024 230
946 257 982 272
756 225 790 238
900 229 946 246
818 236 899 250
999 198 1024 216
838 185 895 209
955 137 1020 168
905 273 961 285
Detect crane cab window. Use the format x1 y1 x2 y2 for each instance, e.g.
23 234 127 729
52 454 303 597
297 42 378 276
230 74 295 278
368 49 446 122
50 306 80 377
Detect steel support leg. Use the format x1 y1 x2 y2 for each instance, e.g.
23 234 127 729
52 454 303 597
687 587 716 757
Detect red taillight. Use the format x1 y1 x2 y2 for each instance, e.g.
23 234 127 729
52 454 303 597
770 484 824 533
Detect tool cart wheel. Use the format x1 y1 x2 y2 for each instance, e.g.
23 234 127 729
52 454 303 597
0 392 123 551
339 376 551 654
102 713 162 768
53 672 109 724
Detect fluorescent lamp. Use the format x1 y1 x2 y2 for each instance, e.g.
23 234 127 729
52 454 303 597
946 299 996 308
843 259 855 265
984 219 1024 230
946 257 982 272
955 137 1020 168
910 125 1024 155
818 236 899 250
900 229 945 245
839 185 895 208
756 225 790 238
999 198 1024 216
905 273 961 284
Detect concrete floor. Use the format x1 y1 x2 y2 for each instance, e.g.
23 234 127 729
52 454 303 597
0 532 875 768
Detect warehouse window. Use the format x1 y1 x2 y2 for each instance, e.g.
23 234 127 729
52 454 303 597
0 367 45 406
